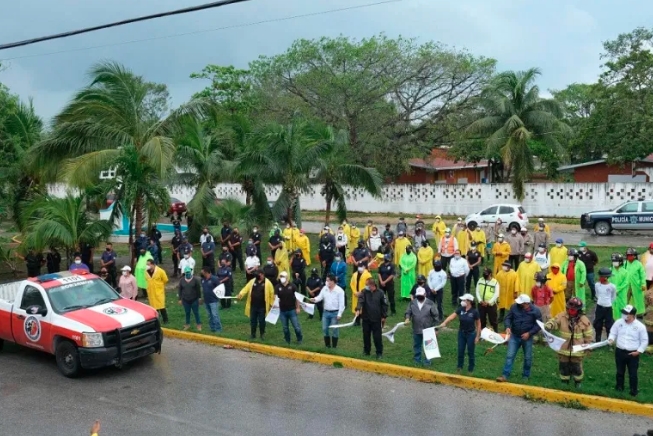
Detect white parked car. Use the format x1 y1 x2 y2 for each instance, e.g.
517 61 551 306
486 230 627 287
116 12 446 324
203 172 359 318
465 204 529 231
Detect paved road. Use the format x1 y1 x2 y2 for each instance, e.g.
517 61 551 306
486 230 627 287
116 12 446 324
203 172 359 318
0 339 650 436
301 221 653 247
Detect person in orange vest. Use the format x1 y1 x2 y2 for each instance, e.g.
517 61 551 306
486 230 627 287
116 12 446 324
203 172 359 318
438 228 458 272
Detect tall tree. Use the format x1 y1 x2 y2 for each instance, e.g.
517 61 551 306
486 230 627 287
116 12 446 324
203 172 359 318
190 65 255 115
468 68 570 200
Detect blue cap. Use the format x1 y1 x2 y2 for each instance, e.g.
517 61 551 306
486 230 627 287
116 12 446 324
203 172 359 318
555 238 563 244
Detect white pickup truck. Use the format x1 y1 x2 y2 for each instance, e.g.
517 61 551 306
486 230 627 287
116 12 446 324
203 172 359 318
0 270 163 377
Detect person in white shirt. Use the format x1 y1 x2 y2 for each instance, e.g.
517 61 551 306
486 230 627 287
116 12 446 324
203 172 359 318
310 273 346 349
178 250 196 275
335 227 348 258
608 305 648 397
244 253 261 282
367 227 382 253
593 267 616 342
448 249 470 306
199 227 213 245
427 259 447 321
533 243 550 272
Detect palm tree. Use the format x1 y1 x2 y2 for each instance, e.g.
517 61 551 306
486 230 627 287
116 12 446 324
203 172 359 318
20 195 113 264
207 198 271 235
468 68 571 200
30 61 204 248
312 129 383 223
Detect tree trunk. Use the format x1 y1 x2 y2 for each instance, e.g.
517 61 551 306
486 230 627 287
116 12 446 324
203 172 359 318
131 195 143 268
242 178 253 206
324 190 333 225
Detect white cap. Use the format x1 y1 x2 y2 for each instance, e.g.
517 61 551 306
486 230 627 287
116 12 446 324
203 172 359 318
279 271 288 277
445 227 451 233
538 218 544 222
520 226 527 231
459 293 474 302
415 287 426 297
457 217 462 222
515 294 531 304
498 233 505 238
121 265 131 272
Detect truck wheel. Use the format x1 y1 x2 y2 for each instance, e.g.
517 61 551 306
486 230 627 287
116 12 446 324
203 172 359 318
55 340 81 378
0 339 4 352
594 221 612 236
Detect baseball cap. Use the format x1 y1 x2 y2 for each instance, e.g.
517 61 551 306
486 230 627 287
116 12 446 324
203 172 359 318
459 293 474 302
184 267 192 273
555 238 563 244
622 304 637 315
415 287 426 297
279 271 288 277
524 252 532 258
579 241 587 247
520 226 527 231
121 265 131 272
538 218 544 222
515 294 531 304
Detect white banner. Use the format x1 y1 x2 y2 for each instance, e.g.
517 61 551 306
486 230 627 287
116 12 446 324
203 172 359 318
265 297 280 325
213 284 237 299
299 301 315 315
480 328 508 345
536 320 566 351
382 322 406 343
572 339 609 353
422 327 441 359
329 315 357 329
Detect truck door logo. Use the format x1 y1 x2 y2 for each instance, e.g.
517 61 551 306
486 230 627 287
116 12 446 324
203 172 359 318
24 316 41 342
103 307 128 315
630 216 639 225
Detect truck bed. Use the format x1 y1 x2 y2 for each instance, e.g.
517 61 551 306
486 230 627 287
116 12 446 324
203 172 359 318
0 281 22 304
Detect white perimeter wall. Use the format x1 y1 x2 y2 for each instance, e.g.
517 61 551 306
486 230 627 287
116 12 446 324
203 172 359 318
48 182 653 218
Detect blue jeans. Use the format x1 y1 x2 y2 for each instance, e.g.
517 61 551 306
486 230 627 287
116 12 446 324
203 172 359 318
182 300 201 325
502 334 534 379
457 330 476 372
586 272 596 299
250 306 266 337
204 302 222 332
412 333 430 364
279 309 303 343
322 310 339 338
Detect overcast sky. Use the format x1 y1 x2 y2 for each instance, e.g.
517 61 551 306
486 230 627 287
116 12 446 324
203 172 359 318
0 0 651 124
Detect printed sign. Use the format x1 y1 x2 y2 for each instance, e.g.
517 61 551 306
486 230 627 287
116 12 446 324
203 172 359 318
24 316 41 342
422 327 441 359
103 306 128 315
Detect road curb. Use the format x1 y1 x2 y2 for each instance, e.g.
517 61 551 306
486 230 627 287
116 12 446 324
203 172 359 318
162 328 653 418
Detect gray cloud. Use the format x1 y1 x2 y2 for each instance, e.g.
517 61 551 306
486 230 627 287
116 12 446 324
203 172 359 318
1 0 651 122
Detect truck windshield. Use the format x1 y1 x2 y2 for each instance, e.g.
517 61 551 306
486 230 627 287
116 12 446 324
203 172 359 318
47 278 121 313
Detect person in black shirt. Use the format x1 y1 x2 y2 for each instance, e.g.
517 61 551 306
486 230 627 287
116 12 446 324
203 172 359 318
306 268 324 320
80 242 94 273
383 224 395 246
179 237 193 257
410 275 432 301
441 293 481 374
275 271 303 344
578 242 599 301
219 246 233 267
150 225 162 264
171 214 182 233
171 230 182 277
352 241 371 273
216 259 233 309
291 249 307 295
20 249 44 277
318 231 336 281
229 227 244 272
200 267 222 332
201 236 216 274
378 254 396 315
237 269 270 339
245 237 257 258
250 226 262 260
178 267 202 331
355 278 388 359
46 246 61 274
262 255 279 286
466 242 482 293
220 221 232 248
269 229 282 259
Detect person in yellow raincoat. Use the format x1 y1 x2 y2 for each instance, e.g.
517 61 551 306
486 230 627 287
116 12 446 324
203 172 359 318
237 269 275 339
341 219 352 245
432 216 446 243
290 224 301 252
144 258 169 323
393 232 411 267
515 253 541 298
363 220 374 243
455 223 472 256
417 240 434 277
492 234 511 274
549 238 568 269
282 223 294 253
470 223 487 259
350 261 372 322
348 224 361 254
496 261 517 323
295 229 311 265
547 263 568 318
274 241 290 277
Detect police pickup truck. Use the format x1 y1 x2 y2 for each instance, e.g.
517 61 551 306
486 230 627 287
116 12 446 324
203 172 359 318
580 199 653 235
0 271 163 377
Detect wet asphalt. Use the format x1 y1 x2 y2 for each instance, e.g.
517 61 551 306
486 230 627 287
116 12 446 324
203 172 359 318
0 339 650 436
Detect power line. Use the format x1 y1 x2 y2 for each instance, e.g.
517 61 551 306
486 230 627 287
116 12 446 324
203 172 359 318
0 0 252 51
0 0 406 61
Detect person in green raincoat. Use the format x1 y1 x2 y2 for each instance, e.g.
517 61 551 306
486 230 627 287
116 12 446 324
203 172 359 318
561 248 587 305
135 248 154 296
609 253 629 320
269 223 280 238
400 245 417 300
623 247 646 315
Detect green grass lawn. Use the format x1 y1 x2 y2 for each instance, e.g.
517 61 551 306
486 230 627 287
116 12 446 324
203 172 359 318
152 237 651 404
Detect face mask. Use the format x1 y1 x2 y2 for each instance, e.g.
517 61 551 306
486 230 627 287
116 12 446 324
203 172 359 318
248 241 253 245
357 267 364 273
612 261 620 267
335 258 342 262
498 238 504 242
122 271 128 276
106 248 111 251
568 309 579 317
147 265 153 271
627 256 635 262
621 314 628 321
75 260 81 264
471 247 477 251
185 273 192 279
580 248 587 252
416 296 425 302
406 249 412 254
184 254 190 259
599 277 608 283
434 266 442 272
460 302 468 308
267 260 273 265
445 233 451 238
253 228 258 233
502 266 508 272
280 277 287 284
536 281 542 287
538 248 545 253
203 231 208 235
338 231 343 235
568 256 575 261
556 243 562 248
140 233 145 238
524 258 531 263
454 255 461 259
221 263 226 268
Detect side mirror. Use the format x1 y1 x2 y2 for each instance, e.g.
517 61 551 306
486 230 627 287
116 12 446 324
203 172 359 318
26 305 47 317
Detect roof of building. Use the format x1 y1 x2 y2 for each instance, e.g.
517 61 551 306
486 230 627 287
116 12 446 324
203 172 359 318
558 153 653 172
409 149 489 172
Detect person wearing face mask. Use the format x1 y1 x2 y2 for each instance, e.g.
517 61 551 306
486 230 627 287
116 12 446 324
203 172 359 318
350 262 372 325
179 236 193 258
263 256 279 286
355 278 388 359
533 222 549 252
427 260 447 321
404 287 439 366
414 215 425 234
432 216 446 244
216 258 234 309
275 271 303 345
341 219 352 246
144 259 169 323
562 248 587 305
441 294 481 374
171 213 182 234
491 234 511 275
245 237 257 258
291 249 307 296
228 227 244 272
454 222 472 258
644 286 653 354
639 242 653 289
150 225 162 264
519 227 532 261
367 226 382 253
348 223 361 255
476 268 500 332
505 226 524 270
465 241 482 294
134 248 154 299
200 266 222 332
578 242 599 302
544 297 593 388
250 226 262 260
118 265 138 300
178 267 203 331
219 222 232 248
413 228 427 249
378 253 397 316
134 230 149 261
469 223 487 261
399 245 418 301
245 249 261 283
547 263 568 318
352 240 371 274
383 223 395 246
306 268 324 320
609 253 629 321
330 253 348 292
178 249 196 276
516 252 541 299
394 231 411 268
593 267 616 342
410 275 432 301
363 219 374 243
268 228 282 259
171 230 182 278
396 217 407 236
274 241 290 278
201 235 216 274
99 243 117 288
309 274 346 349
496 294 542 383
449 249 470 305
437 228 458 272
335 226 349 258
531 272 553 325
496 261 518 323
417 240 434 278
237 269 275 340
549 238 568 270
69 253 90 273
623 247 646 318
608 305 648 397
295 229 311 265
533 243 550 272
493 219 506 243
219 245 233 268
